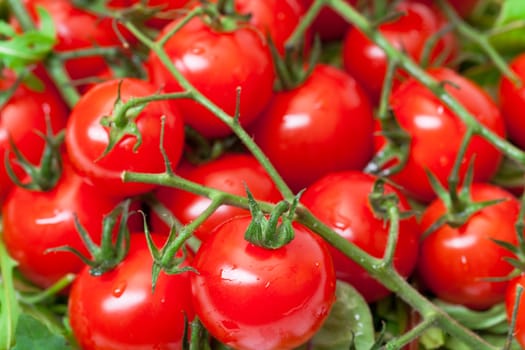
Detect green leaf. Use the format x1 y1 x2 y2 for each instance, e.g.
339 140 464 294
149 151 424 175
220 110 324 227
0 240 20 349
489 0 525 54
434 300 509 331
12 314 71 350
307 281 375 350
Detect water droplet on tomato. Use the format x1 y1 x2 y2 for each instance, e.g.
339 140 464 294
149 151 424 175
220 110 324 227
191 46 204 55
112 281 127 297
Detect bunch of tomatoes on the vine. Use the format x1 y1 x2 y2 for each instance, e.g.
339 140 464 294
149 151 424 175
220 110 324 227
2 0 525 349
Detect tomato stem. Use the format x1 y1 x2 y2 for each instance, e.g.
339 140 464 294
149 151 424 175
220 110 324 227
124 19 296 200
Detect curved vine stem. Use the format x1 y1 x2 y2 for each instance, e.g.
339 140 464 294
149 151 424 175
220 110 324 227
123 20 296 200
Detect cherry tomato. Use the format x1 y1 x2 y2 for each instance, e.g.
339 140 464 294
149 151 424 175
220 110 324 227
342 1 458 102
68 232 194 350
418 183 519 310
250 63 375 192
499 52 525 150
505 274 525 348
376 67 505 202
191 215 336 350
150 153 282 242
301 170 420 302
2 159 127 289
147 15 275 138
0 68 68 202
21 0 128 80
65 78 185 198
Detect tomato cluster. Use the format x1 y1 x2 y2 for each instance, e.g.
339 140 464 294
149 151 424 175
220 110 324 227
3 0 525 349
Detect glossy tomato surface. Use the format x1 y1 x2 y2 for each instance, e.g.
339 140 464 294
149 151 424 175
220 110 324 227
499 52 525 149
65 78 185 198
68 233 194 350
343 1 457 102
377 67 505 202
301 170 420 302
418 183 519 310
150 153 282 241
2 160 124 289
250 64 374 192
233 0 306 54
147 16 275 138
191 216 336 350
0 69 68 202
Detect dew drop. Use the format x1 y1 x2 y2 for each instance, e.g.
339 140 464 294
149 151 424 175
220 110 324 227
112 281 127 298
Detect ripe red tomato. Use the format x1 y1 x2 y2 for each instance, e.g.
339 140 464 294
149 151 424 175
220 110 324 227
418 183 519 310
0 68 68 202
65 78 185 198
191 215 336 350
499 52 525 150
376 67 505 202
68 232 194 350
150 153 282 242
1 160 126 289
21 0 128 80
301 170 420 302
250 63 375 192
147 15 275 138
505 274 525 348
342 1 457 102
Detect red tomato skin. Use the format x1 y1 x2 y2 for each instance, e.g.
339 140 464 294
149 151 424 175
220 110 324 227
250 64 374 192
232 0 306 54
191 216 336 350
300 0 356 41
150 153 282 242
0 70 68 202
342 1 457 102
377 67 505 202
147 16 275 138
499 53 525 149
418 184 519 310
65 78 185 198
22 0 127 80
68 233 194 350
301 171 420 302
1 161 124 289
505 274 525 348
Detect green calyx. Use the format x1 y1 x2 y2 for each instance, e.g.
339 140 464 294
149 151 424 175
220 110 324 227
422 160 505 238
199 0 251 33
244 187 302 249
47 199 132 276
98 81 145 160
5 115 64 192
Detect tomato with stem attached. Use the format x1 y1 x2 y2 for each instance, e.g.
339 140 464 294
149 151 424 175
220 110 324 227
375 67 505 202
191 215 336 350
301 170 420 302
65 78 185 199
150 153 282 242
2 159 129 289
0 68 68 202
68 232 194 350
418 183 519 310
147 14 275 139
342 0 458 102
